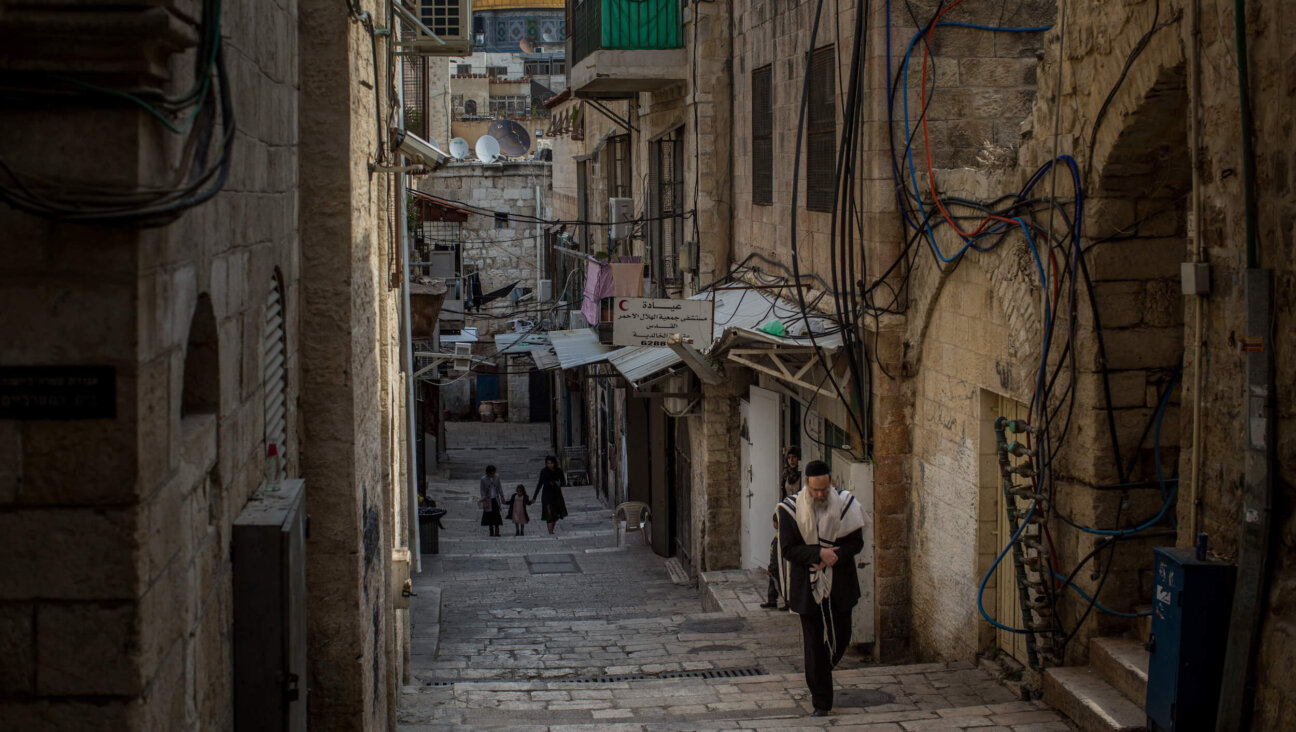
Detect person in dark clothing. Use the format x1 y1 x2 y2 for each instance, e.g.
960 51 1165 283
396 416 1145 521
532 455 568 534
479 465 505 537
761 513 787 610
776 460 867 717
780 446 802 500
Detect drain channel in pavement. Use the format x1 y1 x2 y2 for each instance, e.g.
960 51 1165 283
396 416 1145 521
524 553 582 574
835 688 896 707
686 644 745 654
680 618 747 634
422 666 768 686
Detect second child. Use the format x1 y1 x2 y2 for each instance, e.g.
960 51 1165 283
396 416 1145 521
505 484 532 536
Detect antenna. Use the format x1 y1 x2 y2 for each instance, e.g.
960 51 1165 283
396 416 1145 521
449 137 470 160
475 135 500 164
488 119 532 157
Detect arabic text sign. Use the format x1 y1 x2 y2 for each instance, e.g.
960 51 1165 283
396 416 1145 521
612 298 714 347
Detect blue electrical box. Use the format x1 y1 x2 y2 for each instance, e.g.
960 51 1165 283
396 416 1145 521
1145 547 1236 732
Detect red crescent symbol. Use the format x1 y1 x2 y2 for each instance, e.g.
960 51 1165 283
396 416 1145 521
618 299 628 311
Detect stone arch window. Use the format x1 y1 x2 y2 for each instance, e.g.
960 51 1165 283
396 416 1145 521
464 98 477 116
182 294 219 416
263 271 288 478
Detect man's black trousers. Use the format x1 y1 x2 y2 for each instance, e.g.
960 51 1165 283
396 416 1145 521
798 603 853 712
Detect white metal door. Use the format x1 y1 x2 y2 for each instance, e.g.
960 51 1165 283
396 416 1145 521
742 386 781 569
739 399 752 566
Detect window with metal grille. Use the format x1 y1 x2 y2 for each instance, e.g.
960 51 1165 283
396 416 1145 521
464 98 477 115
488 65 508 77
489 95 527 117
263 274 288 480
806 46 835 213
403 57 429 139
650 128 685 291
418 0 463 38
456 64 471 75
752 64 773 205
605 134 632 199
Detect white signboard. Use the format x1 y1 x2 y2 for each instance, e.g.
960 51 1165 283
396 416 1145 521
612 298 714 347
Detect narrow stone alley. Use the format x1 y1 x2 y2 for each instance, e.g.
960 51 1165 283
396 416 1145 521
397 424 1073 731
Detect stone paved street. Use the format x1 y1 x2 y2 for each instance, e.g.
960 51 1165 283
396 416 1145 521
398 423 1074 731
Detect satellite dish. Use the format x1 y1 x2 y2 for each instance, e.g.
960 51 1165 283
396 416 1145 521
449 137 470 160
488 119 532 157
519 38 536 54
475 135 500 164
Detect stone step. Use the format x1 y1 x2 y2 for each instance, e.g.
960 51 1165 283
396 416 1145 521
1091 636 1149 707
1044 666 1146 732
1130 605 1153 644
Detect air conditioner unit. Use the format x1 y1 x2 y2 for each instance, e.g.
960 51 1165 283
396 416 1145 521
680 240 698 273
609 197 634 240
453 342 473 372
569 310 589 329
538 279 552 302
404 0 475 56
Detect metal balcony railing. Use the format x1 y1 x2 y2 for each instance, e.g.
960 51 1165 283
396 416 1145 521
569 0 684 66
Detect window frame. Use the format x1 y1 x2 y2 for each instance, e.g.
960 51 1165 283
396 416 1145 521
751 64 773 206
805 45 836 213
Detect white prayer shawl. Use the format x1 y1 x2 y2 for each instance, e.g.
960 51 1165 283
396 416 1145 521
779 485 867 604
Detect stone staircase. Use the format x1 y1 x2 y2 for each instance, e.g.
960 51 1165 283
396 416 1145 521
1044 630 1150 732
400 663 1070 730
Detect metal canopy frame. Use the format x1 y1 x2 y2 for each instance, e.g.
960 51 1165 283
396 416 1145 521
725 346 850 400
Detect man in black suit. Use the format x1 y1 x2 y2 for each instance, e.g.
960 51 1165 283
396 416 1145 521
776 459 867 717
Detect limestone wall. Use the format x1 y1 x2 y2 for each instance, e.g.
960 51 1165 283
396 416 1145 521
0 0 306 728
420 161 551 335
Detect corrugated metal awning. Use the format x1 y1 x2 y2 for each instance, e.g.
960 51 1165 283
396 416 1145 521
607 285 842 387
547 328 615 369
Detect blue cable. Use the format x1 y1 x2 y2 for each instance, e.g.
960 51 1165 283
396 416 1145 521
977 500 1040 634
1049 570 1153 618
1070 368 1182 536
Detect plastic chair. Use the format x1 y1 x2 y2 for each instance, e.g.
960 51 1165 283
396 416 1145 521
614 501 651 547
561 445 590 486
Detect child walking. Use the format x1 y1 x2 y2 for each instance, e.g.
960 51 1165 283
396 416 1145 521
505 484 532 536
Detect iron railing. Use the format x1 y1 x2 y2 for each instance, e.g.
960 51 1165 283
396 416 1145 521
569 0 684 66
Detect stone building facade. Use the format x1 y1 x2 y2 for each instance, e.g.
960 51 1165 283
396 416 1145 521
548 0 1295 722
419 160 552 337
0 0 423 729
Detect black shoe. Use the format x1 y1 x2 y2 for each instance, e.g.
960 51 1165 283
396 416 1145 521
759 601 778 609
811 709 829 717
778 605 790 611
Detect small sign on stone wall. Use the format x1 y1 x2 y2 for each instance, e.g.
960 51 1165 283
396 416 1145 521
612 298 714 348
0 365 116 419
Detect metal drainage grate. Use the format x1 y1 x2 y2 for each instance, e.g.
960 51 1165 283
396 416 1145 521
686 644 745 654
550 666 767 684
835 688 896 708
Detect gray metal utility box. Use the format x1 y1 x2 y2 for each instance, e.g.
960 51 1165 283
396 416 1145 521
233 480 307 732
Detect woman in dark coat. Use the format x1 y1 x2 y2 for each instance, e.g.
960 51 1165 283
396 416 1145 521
479 465 505 537
531 455 568 534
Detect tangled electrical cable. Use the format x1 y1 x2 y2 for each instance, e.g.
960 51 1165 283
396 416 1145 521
0 0 234 226
875 0 1191 657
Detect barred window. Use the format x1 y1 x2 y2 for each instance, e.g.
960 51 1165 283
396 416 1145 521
752 64 773 206
806 46 835 213
488 66 508 77
489 95 528 117
605 134 632 199
456 64 471 75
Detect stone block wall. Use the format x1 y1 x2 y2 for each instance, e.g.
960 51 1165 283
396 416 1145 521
420 161 551 335
0 0 303 728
